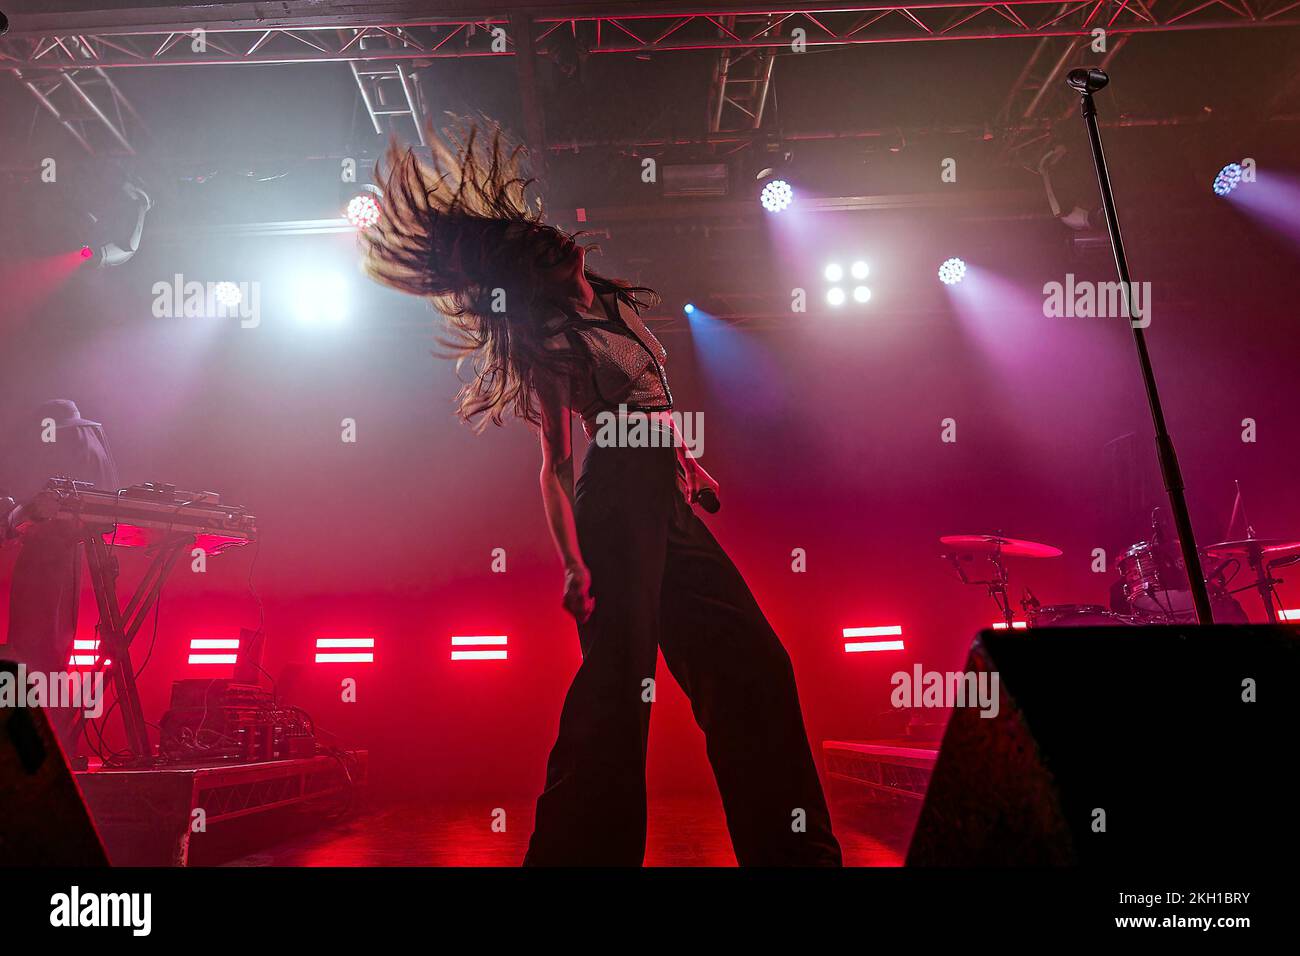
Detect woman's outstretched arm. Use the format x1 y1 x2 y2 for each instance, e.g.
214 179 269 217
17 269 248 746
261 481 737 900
536 372 595 623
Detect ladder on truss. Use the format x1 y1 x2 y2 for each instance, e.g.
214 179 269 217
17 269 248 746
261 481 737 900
348 32 427 146
709 16 779 134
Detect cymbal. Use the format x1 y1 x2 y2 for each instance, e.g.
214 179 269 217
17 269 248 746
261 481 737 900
940 534 1063 558
1202 537 1300 558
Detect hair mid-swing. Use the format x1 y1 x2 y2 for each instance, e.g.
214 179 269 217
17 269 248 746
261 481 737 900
360 120 660 429
357 120 841 869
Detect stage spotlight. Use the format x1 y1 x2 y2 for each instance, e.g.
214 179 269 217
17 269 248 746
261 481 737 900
82 181 152 268
293 273 348 324
938 257 967 285
213 281 242 308
346 193 381 229
823 259 870 308
1213 163 1243 197
683 303 696 315
759 179 793 213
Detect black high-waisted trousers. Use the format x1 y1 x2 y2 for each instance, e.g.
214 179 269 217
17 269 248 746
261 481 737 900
524 439 842 866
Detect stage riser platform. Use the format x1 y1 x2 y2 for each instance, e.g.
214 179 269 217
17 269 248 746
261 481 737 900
75 752 366 866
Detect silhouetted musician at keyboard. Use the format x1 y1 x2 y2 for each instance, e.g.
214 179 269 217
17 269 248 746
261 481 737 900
1 400 119 745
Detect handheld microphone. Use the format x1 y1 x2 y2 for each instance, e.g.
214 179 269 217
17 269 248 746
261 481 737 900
693 488 721 514
1066 68 1109 94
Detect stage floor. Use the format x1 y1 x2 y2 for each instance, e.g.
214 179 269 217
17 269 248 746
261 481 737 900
206 791 914 867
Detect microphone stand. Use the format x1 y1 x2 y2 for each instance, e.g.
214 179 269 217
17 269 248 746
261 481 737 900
1066 68 1214 625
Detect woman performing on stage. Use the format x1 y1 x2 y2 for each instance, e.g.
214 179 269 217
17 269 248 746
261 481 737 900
361 125 841 866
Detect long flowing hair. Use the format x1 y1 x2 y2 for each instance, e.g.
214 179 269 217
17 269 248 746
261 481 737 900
360 122 659 429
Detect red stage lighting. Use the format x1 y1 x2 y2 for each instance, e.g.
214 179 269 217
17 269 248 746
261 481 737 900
842 625 904 652
315 638 375 663
451 635 508 661
68 639 106 667
188 638 239 665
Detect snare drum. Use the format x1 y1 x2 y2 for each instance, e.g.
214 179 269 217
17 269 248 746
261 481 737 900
1028 604 1137 628
1118 541 1193 617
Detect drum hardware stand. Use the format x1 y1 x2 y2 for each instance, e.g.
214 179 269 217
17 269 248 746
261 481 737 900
946 543 1015 629
72 528 193 767
1245 548 1292 624
1067 67 1214 625
1265 554 1300 620
1214 547 1288 624
1232 485 1283 624
1205 482 1298 624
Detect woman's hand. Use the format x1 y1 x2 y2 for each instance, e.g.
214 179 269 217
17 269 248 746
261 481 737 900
562 561 596 623
683 457 721 509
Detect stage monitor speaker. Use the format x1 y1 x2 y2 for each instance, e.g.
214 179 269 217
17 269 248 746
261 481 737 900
1 660 111 866
907 625 1298 866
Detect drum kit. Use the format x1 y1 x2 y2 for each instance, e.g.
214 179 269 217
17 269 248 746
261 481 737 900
942 526 1300 630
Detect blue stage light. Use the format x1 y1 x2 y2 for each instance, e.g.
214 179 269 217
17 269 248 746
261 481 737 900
1213 163 1243 197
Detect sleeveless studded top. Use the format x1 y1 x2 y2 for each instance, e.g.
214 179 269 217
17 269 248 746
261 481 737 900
555 291 673 428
